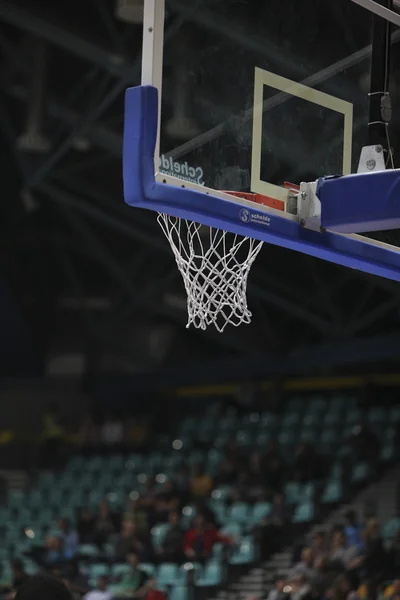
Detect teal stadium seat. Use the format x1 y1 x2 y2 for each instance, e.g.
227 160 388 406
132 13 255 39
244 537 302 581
351 462 370 484
151 524 171 548
175 563 202 585
229 538 256 565
322 480 343 503
196 561 224 586
293 501 315 523
170 585 189 600
221 522 242 539
382 518 400 540
228 502 248 524
139 563 156 578
284 482 301 505
381 444 396 462
157 563 179 588
390 406 400 422
251 502 272 525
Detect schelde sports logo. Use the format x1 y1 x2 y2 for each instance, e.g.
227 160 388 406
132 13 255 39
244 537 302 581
159 155 204 185
239 208 271 226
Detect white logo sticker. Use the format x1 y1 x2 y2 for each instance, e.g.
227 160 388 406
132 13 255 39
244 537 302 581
239 208 270 227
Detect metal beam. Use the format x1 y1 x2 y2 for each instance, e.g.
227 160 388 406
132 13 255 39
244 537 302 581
351 0 400 26
0 1 129 77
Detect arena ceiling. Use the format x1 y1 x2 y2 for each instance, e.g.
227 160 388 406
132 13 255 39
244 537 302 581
1 0 400 378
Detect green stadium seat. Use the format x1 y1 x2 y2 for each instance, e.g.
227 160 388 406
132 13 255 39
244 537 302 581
89 563 110 586
79 544 99 558
111 563 132 581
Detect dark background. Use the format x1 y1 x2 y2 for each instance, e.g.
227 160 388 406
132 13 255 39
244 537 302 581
0 0 400 387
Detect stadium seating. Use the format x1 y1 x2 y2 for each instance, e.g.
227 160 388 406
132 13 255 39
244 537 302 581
0 392 398 600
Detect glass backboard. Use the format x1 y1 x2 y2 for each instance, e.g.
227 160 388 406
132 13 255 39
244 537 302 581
153 0 399 245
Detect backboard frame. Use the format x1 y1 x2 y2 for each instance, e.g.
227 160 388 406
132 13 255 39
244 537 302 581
123 0 400 283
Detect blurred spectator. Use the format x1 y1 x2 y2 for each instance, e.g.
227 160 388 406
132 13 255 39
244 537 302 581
64 560 89 599
344 510 364 551
0 559 28 599
14 574 72 600
190 464 213 498
362 517 386 579
59 518 79 559
384 579 400 600
267 579 287 600
311 530 329 562
156 510 184 563
101 414 123 449
183 513 230 560
83 576 112 600
154 480 180 522
44 535 65 566
119 551 153 597
329 530 359 570
289 548 316 583
139 478 157 508
114 519 148 561
290 574 313 600
77 508 95 544
93 501 120 549
313 556 336 596
335 573 358 600
124 499 149 535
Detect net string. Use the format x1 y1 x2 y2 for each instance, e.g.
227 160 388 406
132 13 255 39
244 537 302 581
158 213 263 332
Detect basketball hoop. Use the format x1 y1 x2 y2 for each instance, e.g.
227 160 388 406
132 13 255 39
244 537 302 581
158 213 263 333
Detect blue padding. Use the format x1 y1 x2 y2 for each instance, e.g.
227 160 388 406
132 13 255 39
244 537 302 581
318 171 400 233
123 85 400 282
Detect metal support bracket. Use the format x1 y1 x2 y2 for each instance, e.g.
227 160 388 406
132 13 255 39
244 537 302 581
298 181 322 232
357 144 387 173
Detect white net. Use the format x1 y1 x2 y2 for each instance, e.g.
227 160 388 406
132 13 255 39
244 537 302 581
158 213 263 333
